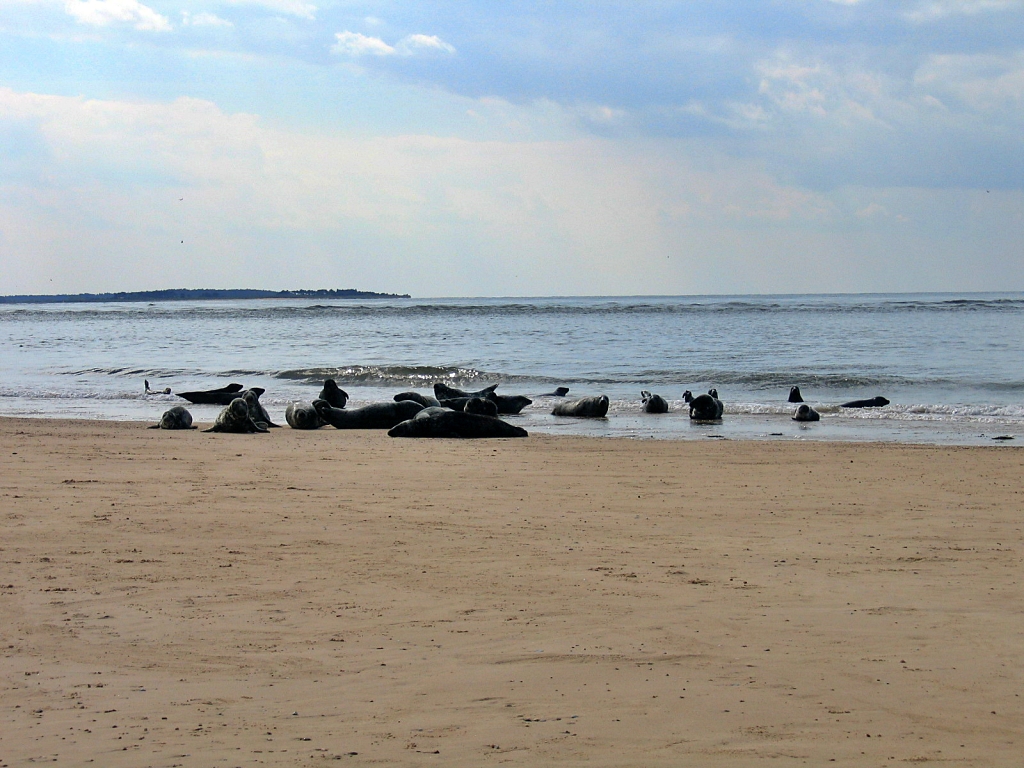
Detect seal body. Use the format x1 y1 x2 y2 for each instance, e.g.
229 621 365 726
389 407 528 438
552 395 609 418
394 392 441 408
792 403 820 422
688 393 723 421
540 387 570 397
314 399 424 429
242 388 278 428
682 390 693 403
841 396 890 408
144 379 172 395
177 382 245 405
434 382 498 401
487 392 532 415
465 397 499 416
149 405 195 430
788 386 804 403
641 391 669 414
285 402 324 429
319 379 349 409
203 398 268 433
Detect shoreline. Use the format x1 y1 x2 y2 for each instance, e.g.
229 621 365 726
2 416 1023 766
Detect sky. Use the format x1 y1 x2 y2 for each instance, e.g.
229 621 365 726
1 0 1022 297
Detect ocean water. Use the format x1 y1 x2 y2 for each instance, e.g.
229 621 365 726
1 292 1022 445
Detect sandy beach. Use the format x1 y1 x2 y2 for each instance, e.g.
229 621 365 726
1 416 1022 767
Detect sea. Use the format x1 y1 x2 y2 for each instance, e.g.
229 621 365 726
1 292 1022 445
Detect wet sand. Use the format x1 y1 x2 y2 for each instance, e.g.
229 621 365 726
1 416 1022 767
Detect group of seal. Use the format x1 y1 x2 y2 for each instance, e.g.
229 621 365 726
787 386 889 421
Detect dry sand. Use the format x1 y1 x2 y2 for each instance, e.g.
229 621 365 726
1 416 1023 767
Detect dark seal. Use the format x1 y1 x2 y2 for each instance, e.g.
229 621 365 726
388 407 528 439
394 392 441 408
552 395 609 418
841 396 890 408
177 382 245 405
314 399 424 429
641 391 669 414
148 405 195 430
539 387 570 397
144 379 172 395
285 402 324 429
788 386 804 403
688 392 723 421
319 379 349 409
203 398 269 433
487 391 532 415
792 403 820 422
433 382 498 401
465 397 499 417
242 388 279 428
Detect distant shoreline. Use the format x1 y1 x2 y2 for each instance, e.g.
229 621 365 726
0 288 411 305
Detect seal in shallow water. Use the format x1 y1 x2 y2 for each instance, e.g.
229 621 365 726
319 379 349 409
641 391 669 413
314 399 424 429
688 392 723 421
144 379 172 395
177 382 245 405
285 402 324 429
539 387 570 397
487 391 532 415
434 382 499 401
841 396 890 408
788 386 804 403
388 407 528 438
148 405 195 430
792 403 820 422
552 395 609 418
203 398 269 433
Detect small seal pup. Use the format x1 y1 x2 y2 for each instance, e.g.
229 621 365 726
203 398 269 433
552 395 609 418
792 403 820 422
841 396 890 408
144 379 172 395
434 382 499 401
394 392 442 408
788 386 804 403
148 405 195 430
641 391 669 413
319 379 349 409
314 399 424 429
285 402 324 429
688 392 723 420
388 407 528 439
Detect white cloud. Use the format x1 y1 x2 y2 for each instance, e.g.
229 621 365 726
65 0 170 31
181 10 232 27
905 0 1022 22
332 30 456 57
915 52 1024 113
223 0 315 20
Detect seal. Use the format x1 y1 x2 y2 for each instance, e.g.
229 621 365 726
242 388 279 428
319 379 349 409
688 392 723 421
314 399 424 429
465 397 499 416
788 386 804 403
394 392 441 408
539 387 570 397
682 390 693 403
285 402 324 429
552 395 609 418
144 379 172 395
148 405 195 430
177 382 245 405
388 407 528 438
487 392 532 415
203 398 269 433
841 396 890 408
641 391 669 414
433 382 499 401
792 403 820 422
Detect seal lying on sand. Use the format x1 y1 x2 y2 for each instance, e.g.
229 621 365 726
841 396 890 408
144 379 172 395
641 391 669 413
388 407 528 438
792 403 820 422
177 382 245 405
314 399 424 429
465 397 499 416
242 389 278 428
319 379 349 409
285 402 324 429
203 398 269 433
434 382 499 401
148 405 195 430
394 392 442 408
788 386 804 403
688 392 723 421
552 395 609 418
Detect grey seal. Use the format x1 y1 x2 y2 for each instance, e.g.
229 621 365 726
552 395 609 418
388 407 528 438
539 387 570 397
433 382 498 400
242 388 279 428
841 396 890 408
487 392 532 415
148 405 196 430
788 386 804 403
640 391 669 414
144 379 172 395
285 402 324 429
465 397 499 416
203 398 269 433
394 392 442 408
314 399 424 429
177 382 245 405
688 392 723 421
792 403 820 422
319 379 349 409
